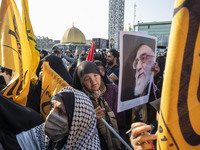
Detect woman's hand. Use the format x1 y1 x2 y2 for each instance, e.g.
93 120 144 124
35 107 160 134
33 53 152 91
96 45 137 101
130 122 157 150
95 106 105 120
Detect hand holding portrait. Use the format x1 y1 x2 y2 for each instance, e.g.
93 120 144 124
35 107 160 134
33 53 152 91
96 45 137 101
130 122 157 150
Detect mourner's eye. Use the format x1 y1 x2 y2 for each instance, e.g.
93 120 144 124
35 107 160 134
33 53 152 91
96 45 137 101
84 78 89 82
57 107 66 116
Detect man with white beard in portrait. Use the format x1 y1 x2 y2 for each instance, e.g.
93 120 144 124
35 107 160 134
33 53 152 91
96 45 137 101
129 43 156 123
133 44 155 97
119 35 159 128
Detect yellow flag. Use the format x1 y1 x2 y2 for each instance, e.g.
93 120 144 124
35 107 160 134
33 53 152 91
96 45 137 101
22 0 40 83
157 0 200 149
41 62 70 119
0 0 33 105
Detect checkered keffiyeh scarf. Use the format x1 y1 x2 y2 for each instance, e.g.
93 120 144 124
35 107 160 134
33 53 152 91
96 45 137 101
16 87 100 150
61 87 100 149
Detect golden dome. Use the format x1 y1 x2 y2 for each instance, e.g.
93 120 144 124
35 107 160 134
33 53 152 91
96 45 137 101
62 27 86 44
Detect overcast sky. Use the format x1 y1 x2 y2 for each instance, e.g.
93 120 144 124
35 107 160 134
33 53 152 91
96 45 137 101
1 0 175 40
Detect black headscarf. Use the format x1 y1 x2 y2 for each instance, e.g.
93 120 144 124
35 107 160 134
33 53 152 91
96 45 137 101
59 91 75 129
28 55 73 113
0 95 44 134
17 87 100 150
0 95 44 149
40 50 48 59
73 61 101 91
42 54 73 86
48 90 75 150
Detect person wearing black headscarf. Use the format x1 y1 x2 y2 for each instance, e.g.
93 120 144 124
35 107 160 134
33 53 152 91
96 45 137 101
73 61 125 150
27 54 73 113
40 50 48 59
42 55 73 85
16 87 100 150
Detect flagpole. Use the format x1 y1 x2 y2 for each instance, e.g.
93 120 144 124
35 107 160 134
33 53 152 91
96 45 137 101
101 118 133 150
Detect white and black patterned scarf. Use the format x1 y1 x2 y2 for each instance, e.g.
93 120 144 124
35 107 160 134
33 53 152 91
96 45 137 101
16 87 101 150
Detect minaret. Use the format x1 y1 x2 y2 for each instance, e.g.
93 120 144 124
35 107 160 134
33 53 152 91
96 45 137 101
108 0 125 50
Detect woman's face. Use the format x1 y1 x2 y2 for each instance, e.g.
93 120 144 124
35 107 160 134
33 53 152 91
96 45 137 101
50 94 68 131
83 73 101 92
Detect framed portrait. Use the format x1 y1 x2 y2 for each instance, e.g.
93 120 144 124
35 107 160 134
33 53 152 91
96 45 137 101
118 31 157 112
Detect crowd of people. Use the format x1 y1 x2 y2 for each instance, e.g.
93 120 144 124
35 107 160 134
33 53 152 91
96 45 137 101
0 46 167 150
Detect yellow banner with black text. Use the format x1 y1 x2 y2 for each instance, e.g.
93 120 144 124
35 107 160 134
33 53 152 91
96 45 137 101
22 0 40 84
0 0 34 105
40 62 70 119
157 0 200 149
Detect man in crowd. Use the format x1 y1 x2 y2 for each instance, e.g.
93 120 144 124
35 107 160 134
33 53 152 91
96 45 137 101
62 49 76 68
52 46 75 69
65 49 74 58
106 49 119 85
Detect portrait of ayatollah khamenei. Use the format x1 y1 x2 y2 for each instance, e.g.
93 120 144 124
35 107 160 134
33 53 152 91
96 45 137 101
118 31 157 112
